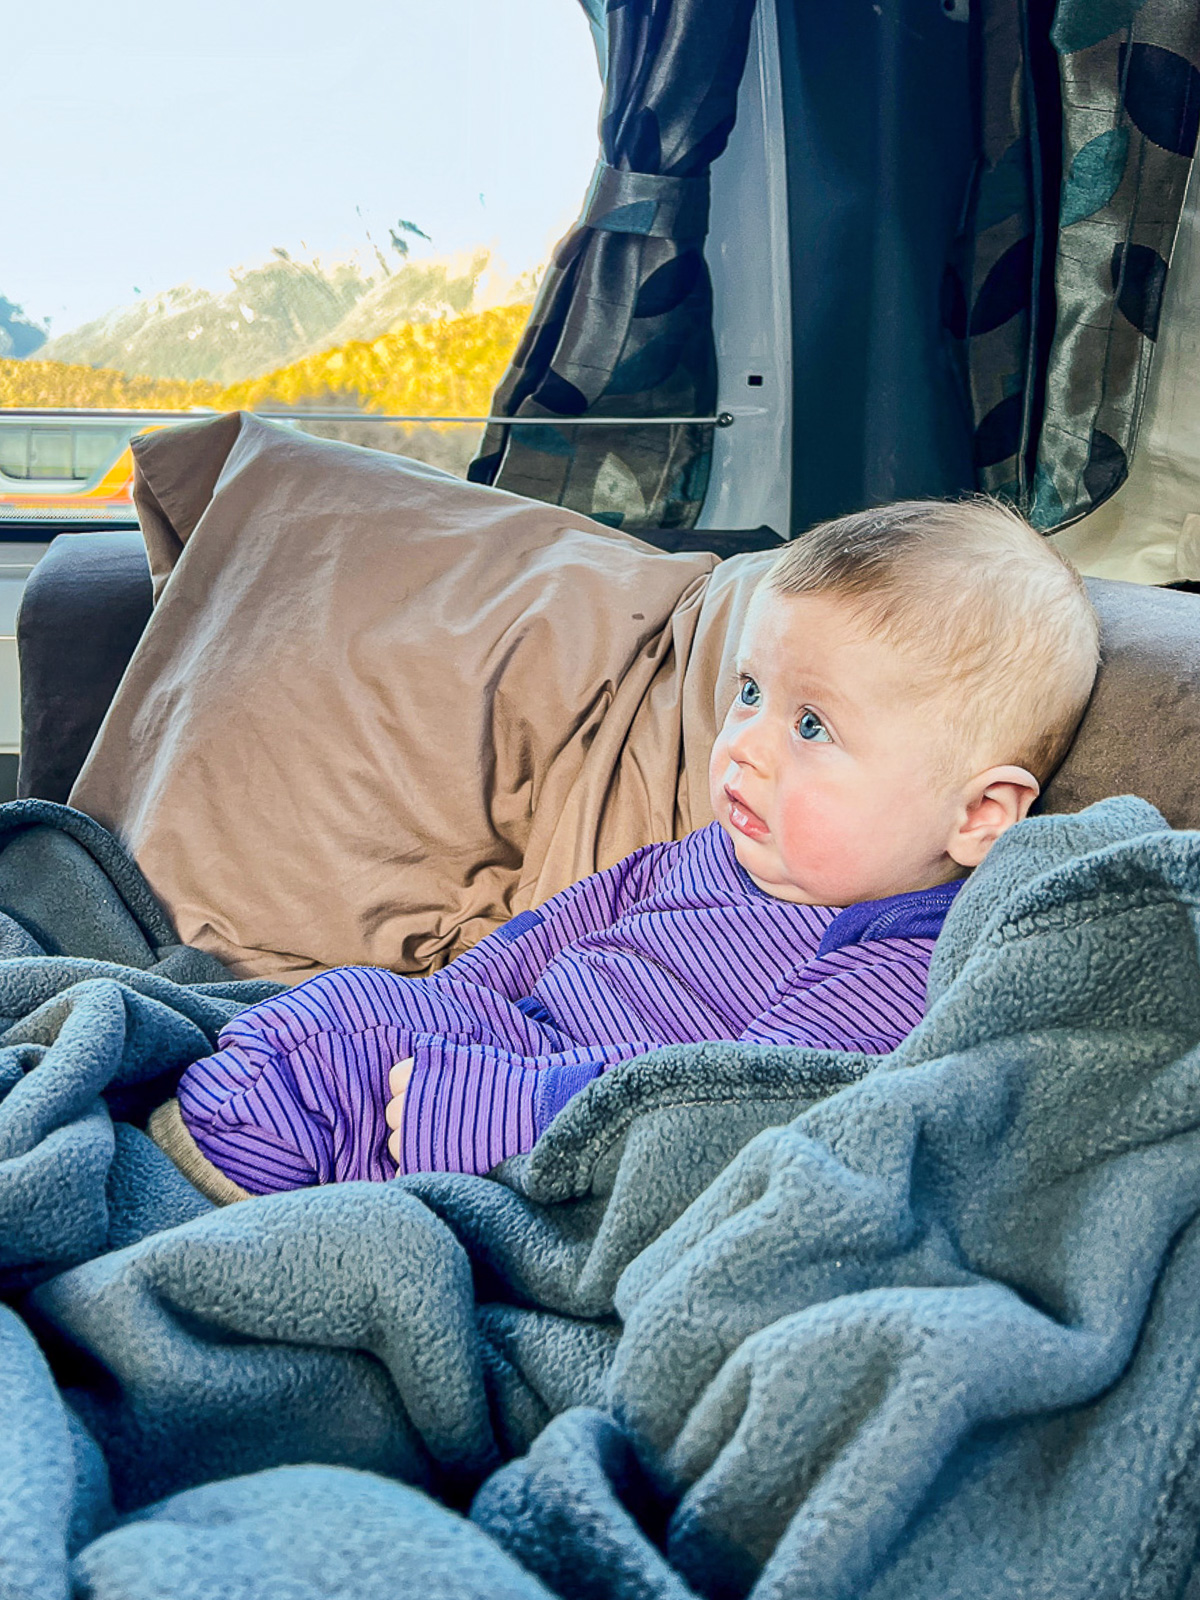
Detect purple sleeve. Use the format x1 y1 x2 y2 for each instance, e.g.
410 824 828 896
398 1035 655 1175
431 840 675 1003
738 940 936 1055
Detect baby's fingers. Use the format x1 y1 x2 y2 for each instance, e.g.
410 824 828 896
389 1057 415 1101
386 1057 415 1165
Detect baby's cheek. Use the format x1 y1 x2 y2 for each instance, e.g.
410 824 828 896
778 793 860 879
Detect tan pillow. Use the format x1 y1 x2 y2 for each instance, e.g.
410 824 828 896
70 414 718 982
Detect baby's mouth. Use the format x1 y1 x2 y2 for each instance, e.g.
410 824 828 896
725 787 769 840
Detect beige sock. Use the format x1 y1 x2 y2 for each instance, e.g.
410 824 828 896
147 1099 253 1206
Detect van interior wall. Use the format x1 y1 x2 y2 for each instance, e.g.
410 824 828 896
776 0 977 533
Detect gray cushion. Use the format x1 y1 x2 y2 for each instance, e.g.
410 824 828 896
1043 577 1200 829
16 531 152 805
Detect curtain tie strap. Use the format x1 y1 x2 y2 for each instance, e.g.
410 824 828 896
581 161 710 240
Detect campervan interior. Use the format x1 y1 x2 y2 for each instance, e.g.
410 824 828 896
9 2 1200 1596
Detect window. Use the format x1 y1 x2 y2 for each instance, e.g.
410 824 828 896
1 0 602 526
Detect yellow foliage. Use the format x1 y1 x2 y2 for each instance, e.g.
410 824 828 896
220 302 531 416
0 301 532 418
0 359 220 411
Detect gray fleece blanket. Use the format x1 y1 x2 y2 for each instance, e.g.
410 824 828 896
5 795 1200 1599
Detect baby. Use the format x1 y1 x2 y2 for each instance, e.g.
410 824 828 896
173 497 1099 1193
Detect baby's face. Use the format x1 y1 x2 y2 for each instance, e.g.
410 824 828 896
708 587 967 906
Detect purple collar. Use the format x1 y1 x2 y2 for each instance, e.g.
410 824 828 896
816 879 964 957
713 824 963 952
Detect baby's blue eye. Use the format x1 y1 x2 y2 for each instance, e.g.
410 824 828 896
738 677 761 707
797 709 831 742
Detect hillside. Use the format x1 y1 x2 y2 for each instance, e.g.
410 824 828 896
0 359 219 411
0 301 531 448
38 257 367 386
36 251 502 388
220 301 531 416
314 251 492 352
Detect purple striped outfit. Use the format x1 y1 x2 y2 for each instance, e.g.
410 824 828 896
178 823 960 1191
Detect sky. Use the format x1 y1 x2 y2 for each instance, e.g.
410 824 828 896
3 0 602 333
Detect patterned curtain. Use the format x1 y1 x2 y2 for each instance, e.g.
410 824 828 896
949 0 1200 529
468 0 757 531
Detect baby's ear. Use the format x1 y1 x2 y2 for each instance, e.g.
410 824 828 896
948 766 1040 868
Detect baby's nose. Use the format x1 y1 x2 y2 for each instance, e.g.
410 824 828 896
726 726 767 772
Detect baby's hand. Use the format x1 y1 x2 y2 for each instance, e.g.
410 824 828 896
385 1057 415 1166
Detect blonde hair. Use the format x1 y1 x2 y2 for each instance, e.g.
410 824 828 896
767 498 1101 785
